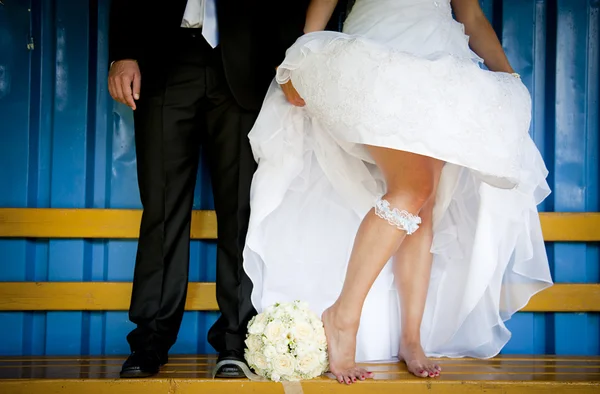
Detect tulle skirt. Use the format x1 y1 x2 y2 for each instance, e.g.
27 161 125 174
242 0 553 361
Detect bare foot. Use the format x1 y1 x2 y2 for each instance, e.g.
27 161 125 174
399 341 441 378
322 307 374 384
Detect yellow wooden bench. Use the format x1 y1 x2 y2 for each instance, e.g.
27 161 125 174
0 208 599 393
0 355 598 393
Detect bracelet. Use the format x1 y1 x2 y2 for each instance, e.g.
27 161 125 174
511 72 520 79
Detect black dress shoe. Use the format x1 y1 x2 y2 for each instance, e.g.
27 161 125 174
120 351 163 378
214 350 248 379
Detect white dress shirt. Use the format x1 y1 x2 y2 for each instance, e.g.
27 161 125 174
181 0 219 48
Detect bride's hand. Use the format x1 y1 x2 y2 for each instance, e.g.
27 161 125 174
281 80 306 107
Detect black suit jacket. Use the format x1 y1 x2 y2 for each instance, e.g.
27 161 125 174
109 0 310 110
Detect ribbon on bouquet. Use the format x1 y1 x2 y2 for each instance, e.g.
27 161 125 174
211 360 305 393
211 360 268 381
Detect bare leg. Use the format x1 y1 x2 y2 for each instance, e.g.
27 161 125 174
393 166 443 378
322 148 441 384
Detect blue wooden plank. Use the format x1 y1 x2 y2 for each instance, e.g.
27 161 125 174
0 313 25 356
171 313 200 355
498 0 541 354
503 313 538 354
84 0 112 356
0 0 35 356
583 0 600 294
44 0 92 355
24 0 56 357
552 0 599 355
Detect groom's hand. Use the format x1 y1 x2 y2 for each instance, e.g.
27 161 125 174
109 60 141 110
281 80 305 107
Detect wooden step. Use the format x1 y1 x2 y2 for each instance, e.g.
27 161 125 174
1 355 599 393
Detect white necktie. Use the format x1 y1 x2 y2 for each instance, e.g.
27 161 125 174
202 0 219 48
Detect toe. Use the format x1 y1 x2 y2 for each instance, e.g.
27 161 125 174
407 362 428 378
415 368 428 378
357 367 371 380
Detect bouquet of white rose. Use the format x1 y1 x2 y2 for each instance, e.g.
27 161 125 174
244 300 329 382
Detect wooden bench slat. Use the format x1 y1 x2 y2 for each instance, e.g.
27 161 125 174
0 355 599 393
0 282 598 312
0 209 217 239
0 209 599 241
538 212 600 242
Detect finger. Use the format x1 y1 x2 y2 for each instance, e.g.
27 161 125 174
120 75 136 109
285 92 301 106
113 77 126 105
108 78 116 101
109 78 122 102
289 90 305 107
132 72 141 101
283 88 305 107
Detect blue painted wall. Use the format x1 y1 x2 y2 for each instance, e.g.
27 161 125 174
0 0 598 356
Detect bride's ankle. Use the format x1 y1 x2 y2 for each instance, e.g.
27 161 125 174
400 334 422 348
324 304 361 330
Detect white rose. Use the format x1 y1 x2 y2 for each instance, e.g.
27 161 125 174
248 322 266 335
263 345 278 360
245 334 263 353
252 352 269 371
296 340 319 357
255 312 269 325
311 316 324 330
270 372 281 382
296 353 320 374
276 341 289 354
292 321 315 342
318 350 328 365
273 307 287 320
314 328 327 346
248 313 269 334
245 350 254 366
313 315 324 324
310 366 325 378
264 321 286 342
272 354 296 377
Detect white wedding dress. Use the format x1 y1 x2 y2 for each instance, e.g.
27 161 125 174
242 0 553 362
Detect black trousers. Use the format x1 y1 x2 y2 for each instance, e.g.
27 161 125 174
127 30 258 359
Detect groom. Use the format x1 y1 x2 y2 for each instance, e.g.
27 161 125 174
108 0 310 378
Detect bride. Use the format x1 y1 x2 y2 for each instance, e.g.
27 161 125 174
242 0 553 384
